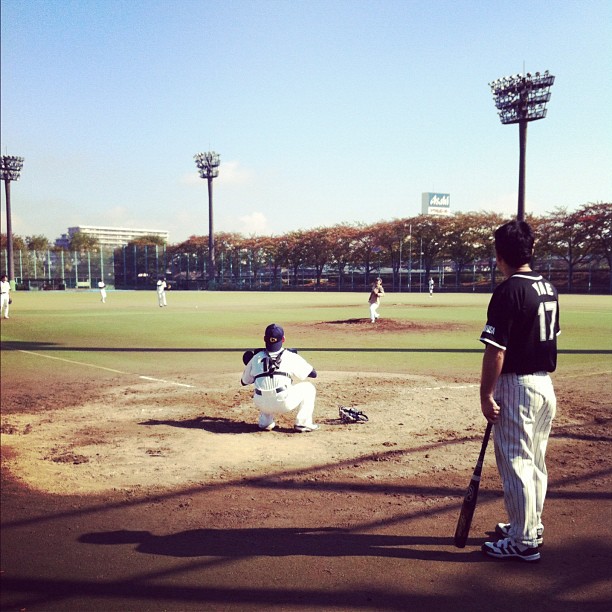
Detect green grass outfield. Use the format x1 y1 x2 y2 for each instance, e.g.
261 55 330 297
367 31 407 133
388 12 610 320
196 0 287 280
1 290 610 386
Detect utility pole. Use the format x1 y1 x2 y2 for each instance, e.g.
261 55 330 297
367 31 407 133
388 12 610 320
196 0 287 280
1 155 25 289
194 151 220 288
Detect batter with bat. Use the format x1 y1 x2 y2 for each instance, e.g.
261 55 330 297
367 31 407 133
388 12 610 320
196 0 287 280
478 220 560 562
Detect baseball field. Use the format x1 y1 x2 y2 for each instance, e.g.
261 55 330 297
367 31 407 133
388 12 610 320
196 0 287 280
1 290 611 611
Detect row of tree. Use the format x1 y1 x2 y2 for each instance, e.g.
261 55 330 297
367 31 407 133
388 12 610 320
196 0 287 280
2 202 611 291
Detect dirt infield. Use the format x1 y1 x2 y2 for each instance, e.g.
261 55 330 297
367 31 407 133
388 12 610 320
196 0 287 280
0 370 486 496
1 357 611 611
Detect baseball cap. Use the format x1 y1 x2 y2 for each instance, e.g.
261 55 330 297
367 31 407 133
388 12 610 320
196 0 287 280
264 323 285 352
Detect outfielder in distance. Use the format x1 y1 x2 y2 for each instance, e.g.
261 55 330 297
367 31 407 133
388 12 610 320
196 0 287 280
0 274 10 319
98 279 107 303
479 220 560 562
156 277 167 307
241 323 319 433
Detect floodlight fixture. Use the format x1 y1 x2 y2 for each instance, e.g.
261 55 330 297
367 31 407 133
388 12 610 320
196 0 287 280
489 71 555 221
194 151 220 180
1 155 24 182
1 155 25 287
194 151 221 288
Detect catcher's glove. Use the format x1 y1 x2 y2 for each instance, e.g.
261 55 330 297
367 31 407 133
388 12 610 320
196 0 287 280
242 349 263 365
339 405 369 423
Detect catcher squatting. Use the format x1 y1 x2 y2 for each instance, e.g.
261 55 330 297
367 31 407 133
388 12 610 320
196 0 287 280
241 323 320 433
241 324 369 432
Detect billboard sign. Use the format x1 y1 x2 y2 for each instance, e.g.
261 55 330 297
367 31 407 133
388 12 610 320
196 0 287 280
422 192 451 216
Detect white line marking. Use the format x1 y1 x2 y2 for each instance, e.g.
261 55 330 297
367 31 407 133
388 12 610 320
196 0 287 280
558 371 612 379
139 376 195 388
19 350 127 373
18 350 195 387
419 384 478 391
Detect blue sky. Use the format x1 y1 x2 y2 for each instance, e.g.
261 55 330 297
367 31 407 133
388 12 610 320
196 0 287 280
1 0 611 244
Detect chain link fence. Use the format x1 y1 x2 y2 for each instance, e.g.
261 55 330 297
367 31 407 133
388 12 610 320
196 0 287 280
2 246 610 294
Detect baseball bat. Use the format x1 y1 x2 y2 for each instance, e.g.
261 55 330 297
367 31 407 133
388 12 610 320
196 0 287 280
453 422 493 548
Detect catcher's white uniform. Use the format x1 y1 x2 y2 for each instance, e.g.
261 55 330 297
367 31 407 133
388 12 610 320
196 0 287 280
241 349 317 431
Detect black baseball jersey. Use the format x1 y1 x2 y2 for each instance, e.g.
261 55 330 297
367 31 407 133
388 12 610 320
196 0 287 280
480 272 560 374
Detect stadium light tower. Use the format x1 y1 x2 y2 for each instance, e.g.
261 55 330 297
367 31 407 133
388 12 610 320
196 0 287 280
489 71 555 221
194 151 220 288
1 155 25 289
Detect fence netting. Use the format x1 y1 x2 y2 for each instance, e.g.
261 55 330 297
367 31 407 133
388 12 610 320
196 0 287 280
2 246 610 294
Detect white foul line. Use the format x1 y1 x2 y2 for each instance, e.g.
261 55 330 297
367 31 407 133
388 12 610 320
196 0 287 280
19 350 126 373
18 350 195 388
419 384 478 390
139 375 194 388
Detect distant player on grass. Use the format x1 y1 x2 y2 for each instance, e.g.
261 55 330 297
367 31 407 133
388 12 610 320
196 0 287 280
479 220 560 562
98 279 107 303
368 277 384 323
241 323 319 433
0 274 10 319
156 278 167 307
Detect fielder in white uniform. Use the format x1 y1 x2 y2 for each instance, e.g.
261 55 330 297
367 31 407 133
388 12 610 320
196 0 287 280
0 274 10 319
98 280 107 303
241 323 319 432
479 221 560 562
156 278 167 307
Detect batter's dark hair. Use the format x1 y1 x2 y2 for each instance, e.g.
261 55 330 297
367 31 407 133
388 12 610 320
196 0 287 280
494 221 534 268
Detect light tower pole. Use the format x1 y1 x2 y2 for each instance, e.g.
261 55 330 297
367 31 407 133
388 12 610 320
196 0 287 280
489 71 555 221
194 151 220 288
1 155 25 290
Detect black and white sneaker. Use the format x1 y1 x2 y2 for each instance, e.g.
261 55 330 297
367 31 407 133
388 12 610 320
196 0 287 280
294 424 319 433
482 537 540 562
495 522 543 546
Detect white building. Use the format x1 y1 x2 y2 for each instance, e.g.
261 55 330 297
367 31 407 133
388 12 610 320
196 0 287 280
55 225 169 249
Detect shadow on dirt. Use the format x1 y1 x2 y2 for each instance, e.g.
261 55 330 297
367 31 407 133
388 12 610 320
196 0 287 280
140 415 351 434
140 416 257 434
77 527 470 561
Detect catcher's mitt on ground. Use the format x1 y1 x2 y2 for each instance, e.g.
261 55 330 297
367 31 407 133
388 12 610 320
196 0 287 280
339 405 369 423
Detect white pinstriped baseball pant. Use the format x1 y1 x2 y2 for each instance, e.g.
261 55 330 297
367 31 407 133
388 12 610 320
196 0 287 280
493 372 556 547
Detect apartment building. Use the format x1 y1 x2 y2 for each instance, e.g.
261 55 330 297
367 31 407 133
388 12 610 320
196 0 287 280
55 225 169 248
